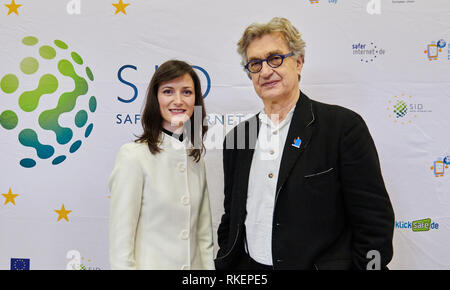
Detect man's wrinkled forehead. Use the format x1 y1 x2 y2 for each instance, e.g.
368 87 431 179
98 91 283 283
246 32 289 60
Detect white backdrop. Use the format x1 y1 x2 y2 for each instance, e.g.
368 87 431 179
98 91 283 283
1 0 450 270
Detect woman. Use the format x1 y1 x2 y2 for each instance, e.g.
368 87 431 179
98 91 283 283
108 60 214 270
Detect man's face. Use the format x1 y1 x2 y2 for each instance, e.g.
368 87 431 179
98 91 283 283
245 32 303 103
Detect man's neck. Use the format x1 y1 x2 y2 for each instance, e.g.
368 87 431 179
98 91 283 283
263 89 300 125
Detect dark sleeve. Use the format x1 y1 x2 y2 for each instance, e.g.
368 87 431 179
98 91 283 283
339 113 395 270
216 136 235 258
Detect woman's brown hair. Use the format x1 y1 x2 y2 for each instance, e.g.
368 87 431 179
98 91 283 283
135 60 208 162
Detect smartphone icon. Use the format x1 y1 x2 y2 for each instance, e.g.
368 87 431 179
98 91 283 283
434 160 444 177
427 44 438 59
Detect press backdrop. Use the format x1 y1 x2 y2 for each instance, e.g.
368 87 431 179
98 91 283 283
1 0 449 270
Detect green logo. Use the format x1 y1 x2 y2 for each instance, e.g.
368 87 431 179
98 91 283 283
0 36 96 168
412 218 431 232
393 100 408 118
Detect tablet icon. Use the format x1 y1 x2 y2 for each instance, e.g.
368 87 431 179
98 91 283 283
424 40 446 61
431 159 448 177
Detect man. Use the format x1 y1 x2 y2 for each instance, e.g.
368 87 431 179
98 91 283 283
215 17 395 270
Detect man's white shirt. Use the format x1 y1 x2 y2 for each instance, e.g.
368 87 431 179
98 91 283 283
245 105 295 265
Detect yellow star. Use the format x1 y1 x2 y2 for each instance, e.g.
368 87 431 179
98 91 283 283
5 0 22 15
55 204 72 222
2 188 19 205
112 0 130 15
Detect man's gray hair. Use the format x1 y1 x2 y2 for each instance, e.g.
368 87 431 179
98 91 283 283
237 17 306 75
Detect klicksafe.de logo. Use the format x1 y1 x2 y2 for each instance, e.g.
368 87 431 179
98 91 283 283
0 36 96 168
396 218 439 232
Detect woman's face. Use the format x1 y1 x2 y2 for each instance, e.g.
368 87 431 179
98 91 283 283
157 73 196 133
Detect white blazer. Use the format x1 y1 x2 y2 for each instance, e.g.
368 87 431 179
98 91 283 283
108 133 214 270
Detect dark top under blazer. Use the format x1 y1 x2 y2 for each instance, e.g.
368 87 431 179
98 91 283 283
215 91 395 270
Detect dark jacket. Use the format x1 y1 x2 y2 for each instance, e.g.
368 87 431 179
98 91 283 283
215 91 395 270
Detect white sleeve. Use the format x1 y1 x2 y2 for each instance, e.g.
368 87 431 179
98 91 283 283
108 144 144 270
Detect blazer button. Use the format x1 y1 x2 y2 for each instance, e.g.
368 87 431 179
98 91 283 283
180 230 189 240
181 195 190 205
268 173 274 178
178 163 186 172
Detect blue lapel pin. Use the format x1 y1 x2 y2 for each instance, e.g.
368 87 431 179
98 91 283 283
292 137 302 148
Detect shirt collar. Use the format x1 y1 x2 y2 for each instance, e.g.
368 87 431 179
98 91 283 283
161 127 184 142
258 104 296 130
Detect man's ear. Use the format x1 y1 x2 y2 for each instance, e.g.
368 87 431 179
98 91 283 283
296 56 303 75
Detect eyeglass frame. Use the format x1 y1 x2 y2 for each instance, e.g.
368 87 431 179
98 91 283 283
244 51 294 73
